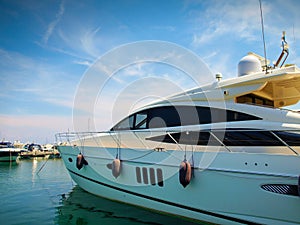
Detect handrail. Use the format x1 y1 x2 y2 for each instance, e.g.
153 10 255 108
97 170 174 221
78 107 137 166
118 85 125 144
209 131 231 152
166 132 184 151
269 131 298 155
55 129 300 156
56 127 300 134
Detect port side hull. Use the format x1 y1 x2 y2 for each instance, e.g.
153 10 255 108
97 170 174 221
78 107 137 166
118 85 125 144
58 145 300 225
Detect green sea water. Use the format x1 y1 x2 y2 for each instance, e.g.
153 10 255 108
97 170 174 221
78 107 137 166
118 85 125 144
0 158 200 225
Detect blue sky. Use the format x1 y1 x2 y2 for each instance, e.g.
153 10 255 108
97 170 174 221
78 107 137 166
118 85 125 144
1 0 300 143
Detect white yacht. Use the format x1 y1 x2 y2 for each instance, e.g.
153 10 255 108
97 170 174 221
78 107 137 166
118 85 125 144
57 36 300 224
0 141 21 162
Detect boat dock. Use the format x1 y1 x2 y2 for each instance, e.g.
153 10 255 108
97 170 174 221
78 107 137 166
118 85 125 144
19 150 60 159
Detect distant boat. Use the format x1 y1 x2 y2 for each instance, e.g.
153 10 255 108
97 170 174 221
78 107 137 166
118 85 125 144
19 143 61 159
24 143 43 152
0 141 21 163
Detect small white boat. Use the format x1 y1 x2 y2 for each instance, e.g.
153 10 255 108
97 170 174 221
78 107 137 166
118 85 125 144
57 33 300 224
0 141 21 163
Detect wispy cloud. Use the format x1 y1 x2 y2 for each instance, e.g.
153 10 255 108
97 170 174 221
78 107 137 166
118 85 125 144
0 48 35 70
190 1 265 47
73 60 93 67
189 0 300 50
79 26 102 58
42 0 65 44
0 49 77 112
51 24 104 60
185 0 300 78
122 62 147 77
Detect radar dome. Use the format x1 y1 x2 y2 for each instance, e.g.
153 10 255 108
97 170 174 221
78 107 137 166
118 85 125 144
238 54 262 76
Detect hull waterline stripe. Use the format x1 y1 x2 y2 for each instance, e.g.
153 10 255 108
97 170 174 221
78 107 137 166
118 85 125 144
68 169 260 225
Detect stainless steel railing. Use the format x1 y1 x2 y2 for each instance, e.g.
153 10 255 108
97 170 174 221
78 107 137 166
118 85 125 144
55 129 300 155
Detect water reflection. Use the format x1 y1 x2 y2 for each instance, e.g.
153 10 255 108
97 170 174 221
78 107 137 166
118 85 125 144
56 186 200 225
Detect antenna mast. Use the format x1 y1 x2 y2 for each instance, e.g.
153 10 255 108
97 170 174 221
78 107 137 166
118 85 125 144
259 0 268 74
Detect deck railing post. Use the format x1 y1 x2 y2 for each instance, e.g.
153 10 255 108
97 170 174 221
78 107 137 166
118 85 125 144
270 131 299 155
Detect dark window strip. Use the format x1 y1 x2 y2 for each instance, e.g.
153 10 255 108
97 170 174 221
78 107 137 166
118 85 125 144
111 106 261 131
146 130 300 147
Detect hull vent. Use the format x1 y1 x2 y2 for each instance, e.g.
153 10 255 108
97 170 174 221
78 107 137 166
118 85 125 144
261 184 299 196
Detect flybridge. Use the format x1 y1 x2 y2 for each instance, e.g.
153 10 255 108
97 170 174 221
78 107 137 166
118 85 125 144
156 64 300 108
235 65 300 107
155 32 300 108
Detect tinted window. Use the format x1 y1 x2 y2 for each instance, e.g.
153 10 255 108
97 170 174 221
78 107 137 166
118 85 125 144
135 112 147 129
148 106 180 128
274 131 300 146
236 93 274 107
146 130 300 147
113 115 134 130
147 106 259 129
111 106 261 131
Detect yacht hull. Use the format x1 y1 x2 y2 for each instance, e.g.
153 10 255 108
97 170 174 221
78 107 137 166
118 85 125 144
0 150 19 162
58 145 300 225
